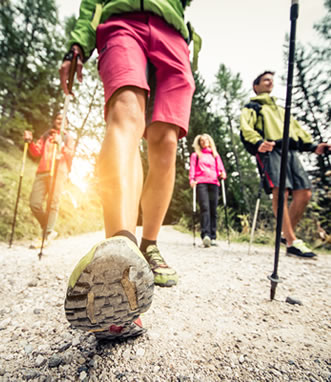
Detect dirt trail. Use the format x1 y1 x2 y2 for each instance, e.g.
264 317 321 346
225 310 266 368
0 226 330 381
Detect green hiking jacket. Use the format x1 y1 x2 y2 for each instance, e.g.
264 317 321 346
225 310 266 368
69 0 199 66
240 93 316 155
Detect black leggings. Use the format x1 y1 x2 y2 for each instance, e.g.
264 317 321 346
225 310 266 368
197 183 219 240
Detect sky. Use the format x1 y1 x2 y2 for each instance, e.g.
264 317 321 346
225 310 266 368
56 0 326 99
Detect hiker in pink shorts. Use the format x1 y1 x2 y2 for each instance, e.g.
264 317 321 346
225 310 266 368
59 1 200 340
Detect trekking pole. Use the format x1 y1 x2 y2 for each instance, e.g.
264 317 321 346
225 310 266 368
248 153 269 255
38 53 78 259
221 179 230 244
268 0 299 300
8 141 29 248
248 179 263 255
192 185 196 247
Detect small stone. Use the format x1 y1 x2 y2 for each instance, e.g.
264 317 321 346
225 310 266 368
35 355 46 367
24 345 33 355
22 369 40 380
0 318 11 329
77 356 86 365
136 348 145 357
122 349 131 360
72 336 81 347
79 371 87 381
285 296 303 305
58 342 71 352
239 355 245 364
48 355 63 368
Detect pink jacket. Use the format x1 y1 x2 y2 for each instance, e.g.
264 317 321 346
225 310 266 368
189 148 227 186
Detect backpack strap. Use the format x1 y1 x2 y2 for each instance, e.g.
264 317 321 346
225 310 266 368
244 101 264 134
240 101 264 155
187 22 202 71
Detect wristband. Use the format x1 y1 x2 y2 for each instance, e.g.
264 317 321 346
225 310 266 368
62 50 82 63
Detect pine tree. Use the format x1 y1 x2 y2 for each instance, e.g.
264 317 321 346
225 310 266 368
0 0 65 140
212 64 258 219
289 0 331 239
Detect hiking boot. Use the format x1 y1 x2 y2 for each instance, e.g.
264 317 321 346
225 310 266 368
286 239 317 258
143 245 178 287
203 236 211 248
211 239 218 247
64 236 154 338
93 317 146 341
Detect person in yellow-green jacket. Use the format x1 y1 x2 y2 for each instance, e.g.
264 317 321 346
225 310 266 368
240 71 330 259
59 0 201 340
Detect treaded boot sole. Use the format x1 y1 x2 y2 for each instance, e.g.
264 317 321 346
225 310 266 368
94 321 146 341
64 237 154 333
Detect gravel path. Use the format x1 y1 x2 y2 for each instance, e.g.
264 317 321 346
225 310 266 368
0 226 330 382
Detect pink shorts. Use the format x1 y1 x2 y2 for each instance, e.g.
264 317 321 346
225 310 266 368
96 12 195 139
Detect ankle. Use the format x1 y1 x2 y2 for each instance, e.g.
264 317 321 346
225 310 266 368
140 238 157 253
113 230 138 246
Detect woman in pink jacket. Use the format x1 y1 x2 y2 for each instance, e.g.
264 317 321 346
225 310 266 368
189 134 227 247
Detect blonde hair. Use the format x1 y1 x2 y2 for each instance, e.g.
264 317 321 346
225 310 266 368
192 134 218 158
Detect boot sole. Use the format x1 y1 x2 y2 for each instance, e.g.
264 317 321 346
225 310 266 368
64 237 154 333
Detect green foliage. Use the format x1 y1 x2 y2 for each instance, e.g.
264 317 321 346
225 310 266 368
0 0 65 140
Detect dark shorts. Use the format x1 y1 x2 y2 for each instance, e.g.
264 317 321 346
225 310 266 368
257 149 311 194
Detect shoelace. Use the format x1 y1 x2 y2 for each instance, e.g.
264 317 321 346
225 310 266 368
145 246 168 268
293 240 310 252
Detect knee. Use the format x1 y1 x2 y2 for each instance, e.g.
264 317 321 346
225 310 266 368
302 189 312 204
149 128 178 152
148 127 178 170
106 87 146 132
29 199 42 214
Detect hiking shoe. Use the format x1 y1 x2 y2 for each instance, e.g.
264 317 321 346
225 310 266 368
211 239 218 247
143 245 178 287
29 237 42 249
93 317 146 341
203 236 211 248
280 236 287 245
64 236 154 338
286 239 317 258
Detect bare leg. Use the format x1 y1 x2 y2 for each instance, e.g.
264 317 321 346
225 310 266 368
288 189 311 230
98 86 146 238
272 188 296 246
141 122 179 240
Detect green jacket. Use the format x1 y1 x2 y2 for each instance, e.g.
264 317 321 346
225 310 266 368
69 0 200 68
240 93 316 155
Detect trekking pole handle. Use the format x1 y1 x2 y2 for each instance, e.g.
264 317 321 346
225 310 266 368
20 141 29 177
67 51 79 94
291 0 299 20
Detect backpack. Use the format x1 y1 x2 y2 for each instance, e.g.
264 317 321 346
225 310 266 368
240 101 264 155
